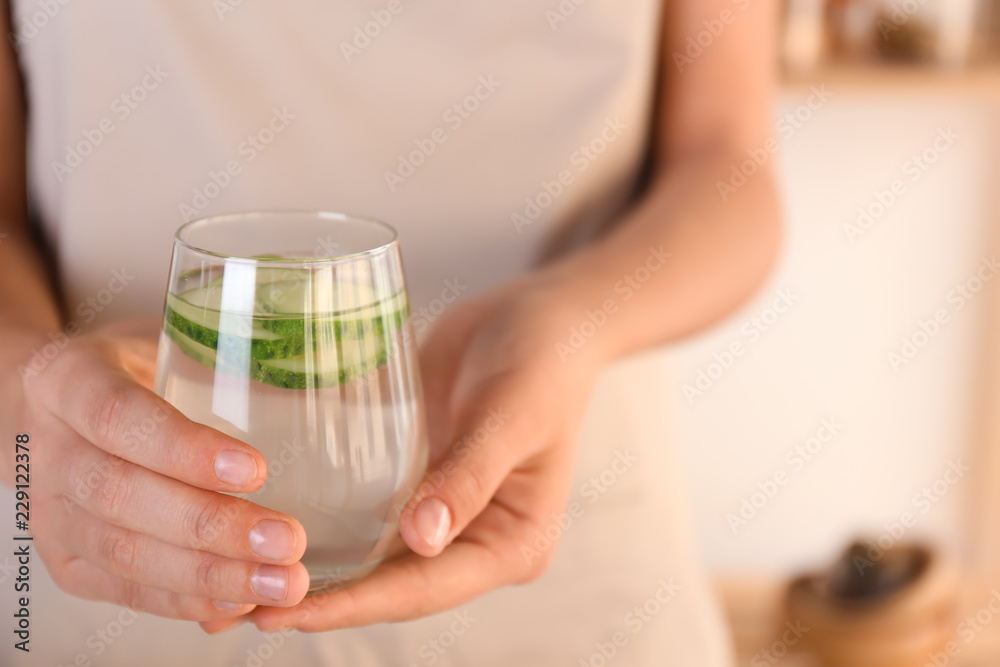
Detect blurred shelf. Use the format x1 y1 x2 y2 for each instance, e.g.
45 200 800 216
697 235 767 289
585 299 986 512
781 63 1000 99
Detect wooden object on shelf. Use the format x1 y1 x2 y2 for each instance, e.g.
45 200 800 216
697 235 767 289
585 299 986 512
786 543 960 667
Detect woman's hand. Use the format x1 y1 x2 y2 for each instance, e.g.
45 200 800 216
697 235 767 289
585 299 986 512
248 271 606 632
17 319 312 621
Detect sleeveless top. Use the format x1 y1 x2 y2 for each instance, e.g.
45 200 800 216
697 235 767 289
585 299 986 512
5 1 736 665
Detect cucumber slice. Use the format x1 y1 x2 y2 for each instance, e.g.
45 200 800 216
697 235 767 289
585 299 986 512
164 285 407 360
165 294 307 360
162 322 389 389
163 268 408 386
250 344 391 389
163 321 218 370
256 301 408 341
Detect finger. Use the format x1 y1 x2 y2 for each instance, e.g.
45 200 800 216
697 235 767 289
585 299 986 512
32 342 267 493
199 615 252 634
253 539 508 632
51 556 254 622
59 437 306 564
65 505 310 606
398 385 533 557
115 332 159 389
253 460 570 632
99 317 164 341
418 301 492 449
94 319 163 388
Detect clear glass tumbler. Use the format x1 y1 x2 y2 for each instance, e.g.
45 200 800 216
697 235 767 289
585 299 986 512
154 211 428 593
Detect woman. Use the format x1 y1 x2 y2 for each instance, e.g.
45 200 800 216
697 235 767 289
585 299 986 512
0 0 781 664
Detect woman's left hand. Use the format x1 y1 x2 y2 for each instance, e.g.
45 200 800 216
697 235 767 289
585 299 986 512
200 270 608 633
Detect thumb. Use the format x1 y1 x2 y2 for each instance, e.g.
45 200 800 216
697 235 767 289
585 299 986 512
399 395 522 557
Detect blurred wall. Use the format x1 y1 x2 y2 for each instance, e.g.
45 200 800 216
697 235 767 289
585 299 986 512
666 74 1000 575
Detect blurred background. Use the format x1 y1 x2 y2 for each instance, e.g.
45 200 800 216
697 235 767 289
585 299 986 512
663 0 1000 663
781 0 1000 69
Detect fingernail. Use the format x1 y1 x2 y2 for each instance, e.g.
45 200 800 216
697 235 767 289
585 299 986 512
249 520 296 560
414 498 451 549
214 599 243 612
215 450 258 486
251 565 288 601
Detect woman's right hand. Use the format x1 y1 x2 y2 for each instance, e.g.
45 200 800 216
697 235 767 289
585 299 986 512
12 319 311 621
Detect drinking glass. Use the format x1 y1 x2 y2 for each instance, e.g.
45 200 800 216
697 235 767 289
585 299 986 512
154 211 428 594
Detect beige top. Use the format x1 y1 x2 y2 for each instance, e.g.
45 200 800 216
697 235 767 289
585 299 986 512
17 0 661 325
5 0 733 664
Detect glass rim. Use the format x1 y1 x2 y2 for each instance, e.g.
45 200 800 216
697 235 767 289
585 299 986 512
174 210 399 265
